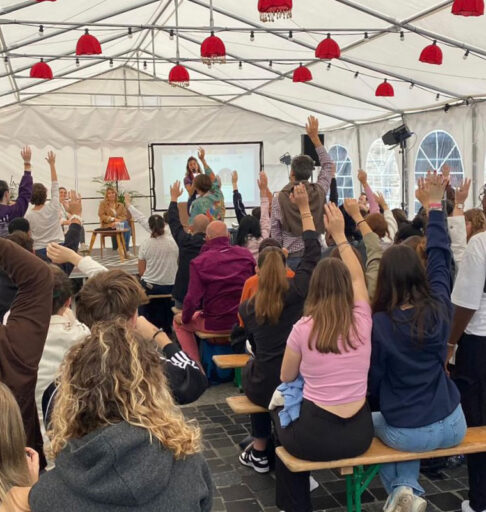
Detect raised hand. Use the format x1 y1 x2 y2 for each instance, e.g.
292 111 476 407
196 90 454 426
305 115 319 142
455 178 471 204
343 198 361 222
415 177 430 210
47 242 78 265
170 180 183 202
324 202 345 242
441 164 450 182
357 169 367 185
257 171 269 195
67 190 82 216
374 192 388 210
232 170 238 190
45 150 56 166
124 192 131 207
25 447 39 484
426 171 447 203
197 146 206 161
290 183 310 211
21 146 32 165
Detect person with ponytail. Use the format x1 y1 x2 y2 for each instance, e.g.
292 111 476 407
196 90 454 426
125 196 179 331
0 382 39 512
184 156 202 214
29 319 212 512
238 183 321 475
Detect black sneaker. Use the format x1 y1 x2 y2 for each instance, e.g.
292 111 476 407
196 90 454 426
239 444 270 474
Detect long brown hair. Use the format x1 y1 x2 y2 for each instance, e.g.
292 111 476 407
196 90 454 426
252 247 288 325
304 258 359 354
0 383 32 502
48 320 200 460
104 186 118 204
186 157 201 182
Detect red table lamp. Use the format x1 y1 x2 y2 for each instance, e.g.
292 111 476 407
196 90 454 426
104 157 130 192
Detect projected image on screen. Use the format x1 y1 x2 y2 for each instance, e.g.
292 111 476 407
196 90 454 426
151 142 263 211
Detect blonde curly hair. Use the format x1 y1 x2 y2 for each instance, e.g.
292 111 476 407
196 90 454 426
48 319 200 459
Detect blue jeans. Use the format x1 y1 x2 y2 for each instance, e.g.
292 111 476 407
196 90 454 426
372 404 467 496
111 220 131 252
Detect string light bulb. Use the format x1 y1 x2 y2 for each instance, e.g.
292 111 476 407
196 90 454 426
354 71 359 78
409 82 415 89
250 30 255 42
269 60 273 67
327 62 331 70
436 93 440 101
239 60 242 69
400 31 405 41
288 30 293 39
38 25 44 37
463 49 470 59
109 58 114 68
76 57 80 67
364 32 369 39
128 27 133 39
169 29 174 40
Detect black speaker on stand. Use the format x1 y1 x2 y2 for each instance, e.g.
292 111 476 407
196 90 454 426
301 134 325 165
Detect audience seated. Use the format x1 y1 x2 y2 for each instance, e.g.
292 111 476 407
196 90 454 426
464 208 486 241
188 147 224 224
370 173 466 512
238 184 320 476
0 147 33 238
271 116 332 270
168 181 209 309
0 382 39 512
234 171 271 262
98 186 131 252
45 243 208 407
173 220 255 364
273 201 373 511
29 320 212 512
25 152 64 259
0 237 53 470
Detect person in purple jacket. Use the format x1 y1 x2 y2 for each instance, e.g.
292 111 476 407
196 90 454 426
0 147 33 237
173 220 255 364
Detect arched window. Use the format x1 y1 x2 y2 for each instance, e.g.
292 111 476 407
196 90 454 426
329 145 354 200
365 139 401 208
414 130 464 212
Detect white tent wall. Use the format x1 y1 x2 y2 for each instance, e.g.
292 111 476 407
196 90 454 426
0 100 304 247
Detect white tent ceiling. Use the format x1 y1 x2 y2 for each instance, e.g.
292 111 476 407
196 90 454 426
0 0 485 128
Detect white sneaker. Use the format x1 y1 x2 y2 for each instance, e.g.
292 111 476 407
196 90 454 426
310 475 319 492
383 486 414 512
412 495 427 512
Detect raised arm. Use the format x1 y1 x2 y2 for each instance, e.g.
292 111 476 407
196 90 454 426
358 170 379 214
344 198 382 299
257 171 271 239
125 193 150 233
47 243 107 277
232 170 247 223
45 151 60 209
306 116 332 195
326 201 369 303
416 172 451 303
198 147 211 173
447 178 470 266
167 181 190 247
375 192 398 240
329 163 338 205
8 147 33 219
270 195 283 246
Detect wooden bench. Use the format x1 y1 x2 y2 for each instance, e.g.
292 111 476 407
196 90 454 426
276 426 486 512
148 294 172 300
213 354 250 389
171 306 182 314
195 331 231 340
226 395 267 415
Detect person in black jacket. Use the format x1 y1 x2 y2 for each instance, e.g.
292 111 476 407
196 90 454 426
168 181 209 309
238 184 321 477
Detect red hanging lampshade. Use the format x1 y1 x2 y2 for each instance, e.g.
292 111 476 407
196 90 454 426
76 29 102 56
104 157 130 182
201 32 226 65
315 34 341 60
452 0 484 15
30 59 53 80
258 0 292 22
375 79 394 97
293 64 312 83
169 64 190 87
419 40 443 65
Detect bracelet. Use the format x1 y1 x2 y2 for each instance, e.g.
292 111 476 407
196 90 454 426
337 241 349 248
447 342 456 348
70 214 83 224
301 212 312 219
356 219 366 227
152 328 165 341
429 202 442 209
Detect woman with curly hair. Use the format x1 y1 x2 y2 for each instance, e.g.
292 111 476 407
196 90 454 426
29 320 212 512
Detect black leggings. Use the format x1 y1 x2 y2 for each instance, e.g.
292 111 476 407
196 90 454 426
271 399 373 512
454 334 486 512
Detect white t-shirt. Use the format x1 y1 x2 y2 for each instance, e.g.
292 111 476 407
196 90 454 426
139 234 179 286
451 231 486 336
25 181 64 250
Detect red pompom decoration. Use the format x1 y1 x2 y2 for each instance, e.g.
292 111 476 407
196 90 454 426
293 65 312 83
30 59 53 80
315 34 341 60
76 30 102 56
201 33 226 65
258 0 292 22
452 0 484 16
375 79 394 97
169 64 190 87
419 41 443 65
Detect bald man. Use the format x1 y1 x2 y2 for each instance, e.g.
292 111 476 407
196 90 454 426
168 183 211 309
173 219 255 364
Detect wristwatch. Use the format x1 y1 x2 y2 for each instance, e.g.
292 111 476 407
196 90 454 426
455 203 464 210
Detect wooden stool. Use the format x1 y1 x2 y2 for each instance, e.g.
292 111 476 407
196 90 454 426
88 229 129 262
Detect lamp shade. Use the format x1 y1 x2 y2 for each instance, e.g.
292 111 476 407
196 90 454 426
76 29 102 56
375 79 395 97
419 41 443 65
315 34 341 60
293 65 312 83
258 0 292 21
104 157 130 182
452 0 484 15
30 59 53 79
201 32 226 65
168 64 190 87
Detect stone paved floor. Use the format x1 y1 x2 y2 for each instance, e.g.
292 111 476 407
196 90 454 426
182 384 470 512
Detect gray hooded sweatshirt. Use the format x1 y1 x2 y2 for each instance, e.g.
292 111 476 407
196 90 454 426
29 421 212 512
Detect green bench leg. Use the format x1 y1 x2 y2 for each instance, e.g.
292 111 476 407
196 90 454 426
345 464 381 512
234 368 243 391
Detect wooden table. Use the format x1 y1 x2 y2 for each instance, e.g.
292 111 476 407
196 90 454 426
88 228 129 262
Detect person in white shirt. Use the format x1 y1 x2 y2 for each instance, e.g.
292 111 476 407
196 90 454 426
125 195 179 332
25 151 64 258
448 230 486 512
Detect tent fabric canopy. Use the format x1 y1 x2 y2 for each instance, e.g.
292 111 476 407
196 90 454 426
0 0 485 129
